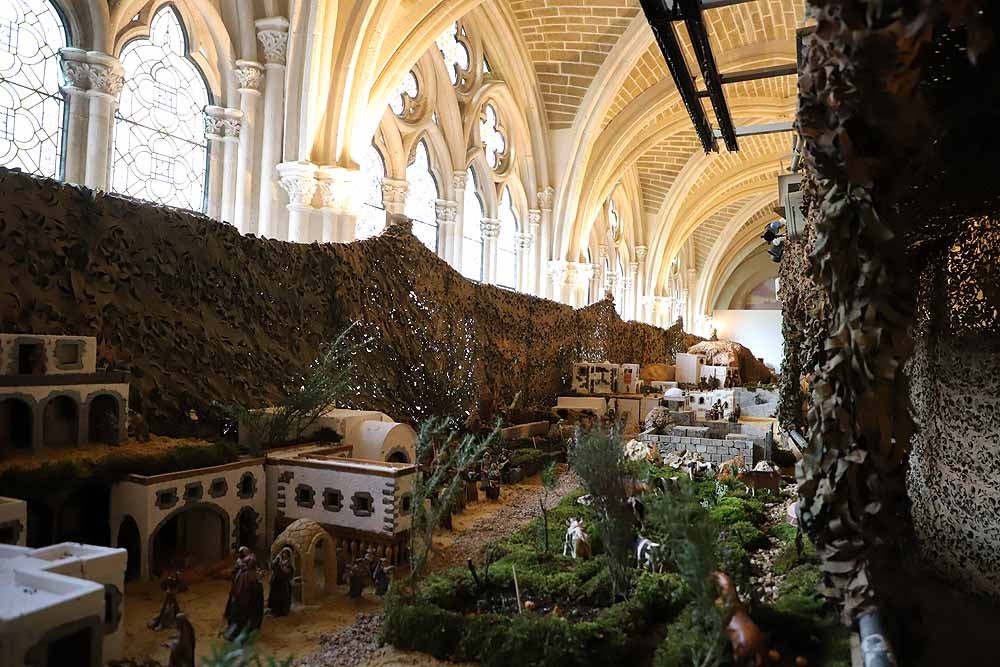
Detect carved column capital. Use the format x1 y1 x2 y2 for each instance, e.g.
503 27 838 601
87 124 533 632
255 17 290 66
277 161 319 209
60 50 125 98
527 209 541 227
537 187 555 211
315 166 361 214
635 245 648 262
434 199 458 225
234 60 264 95
514 231 534 253
381 178 409 207
480 218 501 240
452 171 468 192
203 106 243 141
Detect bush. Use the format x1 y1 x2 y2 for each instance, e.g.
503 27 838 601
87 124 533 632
772 531 818 575
722 520 769 552
634 572 688 618
708 496 765 527
653 605 725 667
381 598 465 660
770 522 798 544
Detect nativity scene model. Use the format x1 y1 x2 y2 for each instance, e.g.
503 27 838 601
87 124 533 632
3 1 999 666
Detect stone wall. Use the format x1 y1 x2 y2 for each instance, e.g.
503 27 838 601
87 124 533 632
641 432 754 465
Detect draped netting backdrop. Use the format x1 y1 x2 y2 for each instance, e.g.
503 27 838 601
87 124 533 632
0 168 693 433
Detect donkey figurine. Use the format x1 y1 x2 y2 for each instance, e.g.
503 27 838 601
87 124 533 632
563 518 592 559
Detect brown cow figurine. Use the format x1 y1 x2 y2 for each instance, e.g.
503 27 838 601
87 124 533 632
736 470 781 497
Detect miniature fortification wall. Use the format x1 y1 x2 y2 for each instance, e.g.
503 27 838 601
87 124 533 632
642 429 756 466
0 169 698 433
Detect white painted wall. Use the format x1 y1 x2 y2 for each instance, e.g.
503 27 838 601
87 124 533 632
711 309 784 370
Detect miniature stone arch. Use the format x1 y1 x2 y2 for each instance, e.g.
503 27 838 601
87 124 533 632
270 518 337 605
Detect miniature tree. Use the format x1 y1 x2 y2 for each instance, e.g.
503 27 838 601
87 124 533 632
227 323 365 455
538 460 559 554
569 426 635 600
404 418 498 595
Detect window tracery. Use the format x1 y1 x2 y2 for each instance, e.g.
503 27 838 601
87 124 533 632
435 22 469 86
462 168 484 282
496 186 518 289
356 143 386 240
0 0 68 178
480 104 506 170
389 70 418 117
404 141 439 252
112 7 210 212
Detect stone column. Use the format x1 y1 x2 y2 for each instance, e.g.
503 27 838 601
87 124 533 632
233 60 264 234
81 54 124 190
203 107 226 220
526 209 541 295
434 199 458 263
514 230 534 293
381 179 408 215
57 49 90 184
606 272 619 311
635 245 648 322
597 244 609 299
316 166 361 243
480 218 501 284
537 188 554 298
451 172 468 268
622 272 634 320
575 262 594 308
277 161 318 243
629 262 640 320
548 260 567 304
218 112 242 224
255 17 289 239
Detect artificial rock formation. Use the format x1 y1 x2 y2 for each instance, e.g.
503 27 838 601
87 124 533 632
686 340 774 385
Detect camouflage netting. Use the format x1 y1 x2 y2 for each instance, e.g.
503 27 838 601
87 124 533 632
0 169 691 434
797 0 999 626
685 339 775 385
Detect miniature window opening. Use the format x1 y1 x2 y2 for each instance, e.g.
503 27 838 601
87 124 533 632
322 488 343 512
17 341 45 374
54 340 82 368
155 487 178 510
389 70 418 116
237 472 256 499
183 481 203 502
208 477 228 498
295 484 315 508
350 491 374 517
699 397 705 404
400 493 413 515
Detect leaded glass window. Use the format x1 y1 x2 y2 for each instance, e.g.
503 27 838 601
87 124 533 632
480 104 505 170
356 143 386 240
0 0 68 178
404 141 439 252
496 186 518 290
435 22 469 85
112 7 210 212
462 168 484 282
389 70 417 116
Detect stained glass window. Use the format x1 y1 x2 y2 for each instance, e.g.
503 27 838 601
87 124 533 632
405 141 439 252
356 143 386 240
0 0 68 178
480 104 506 170
389 70 417 116
112 7 210 212
435 22 469 85
496 186 518 290
462 168 484 282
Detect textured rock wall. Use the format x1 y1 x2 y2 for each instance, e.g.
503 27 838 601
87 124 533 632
0 169 689 433
907 223 1000 599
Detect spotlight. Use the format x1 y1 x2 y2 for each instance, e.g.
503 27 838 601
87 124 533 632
760 220 784 243
768 238 785 263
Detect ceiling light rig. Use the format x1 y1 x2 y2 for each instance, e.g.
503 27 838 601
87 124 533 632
638 0 799 153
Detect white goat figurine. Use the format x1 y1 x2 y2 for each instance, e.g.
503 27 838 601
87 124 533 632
635 535 663 572
563 518 592 559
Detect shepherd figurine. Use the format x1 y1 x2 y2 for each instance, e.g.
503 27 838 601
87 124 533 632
562 518 592 559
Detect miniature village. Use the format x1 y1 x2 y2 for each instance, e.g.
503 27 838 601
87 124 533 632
5 1 1000 666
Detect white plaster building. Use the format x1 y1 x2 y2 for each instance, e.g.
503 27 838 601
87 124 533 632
0 542 127 667
0 334 128 454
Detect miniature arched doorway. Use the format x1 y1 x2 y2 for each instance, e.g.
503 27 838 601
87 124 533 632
0 397 33 453
387 449 409 463
43 395 78 447
150 503 229 577
270 518 337 605
117 515 142 580
233 506 259 553
88 394 120 444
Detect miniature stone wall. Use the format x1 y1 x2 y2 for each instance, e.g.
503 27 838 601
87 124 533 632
641 432 754 465
0 169 693 432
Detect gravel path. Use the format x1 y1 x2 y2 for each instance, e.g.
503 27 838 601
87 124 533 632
294 467 581 667
749 483 798 602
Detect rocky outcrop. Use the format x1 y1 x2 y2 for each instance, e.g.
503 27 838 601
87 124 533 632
687 340 775 385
